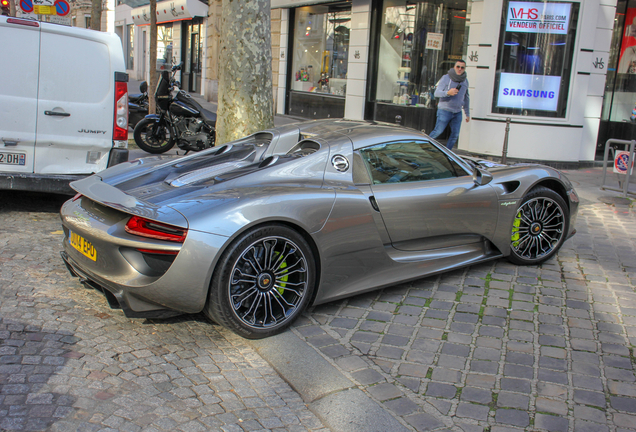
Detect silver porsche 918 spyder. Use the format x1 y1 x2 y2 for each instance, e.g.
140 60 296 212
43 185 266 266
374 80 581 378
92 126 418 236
60 120 579 339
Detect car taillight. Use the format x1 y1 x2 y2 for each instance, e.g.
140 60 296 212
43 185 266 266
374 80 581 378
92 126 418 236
113 75 129 146
125 216 187 243
136 248 179 255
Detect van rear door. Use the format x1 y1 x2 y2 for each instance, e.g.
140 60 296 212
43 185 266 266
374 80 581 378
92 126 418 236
0 18 39 174
34 25 115 175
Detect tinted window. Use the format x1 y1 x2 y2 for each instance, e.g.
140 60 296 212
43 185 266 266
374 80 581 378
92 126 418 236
360 141 466 184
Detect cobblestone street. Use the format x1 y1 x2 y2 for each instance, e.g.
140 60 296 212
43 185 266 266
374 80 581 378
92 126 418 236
287 168 636 432
1 166 635 431
0 192 327 432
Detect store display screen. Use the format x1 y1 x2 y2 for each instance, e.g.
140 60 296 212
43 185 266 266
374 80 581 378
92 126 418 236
496 73 561 111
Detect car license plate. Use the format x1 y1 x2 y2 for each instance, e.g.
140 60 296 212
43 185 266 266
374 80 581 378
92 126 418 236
0 152 26 165
69 231 97 261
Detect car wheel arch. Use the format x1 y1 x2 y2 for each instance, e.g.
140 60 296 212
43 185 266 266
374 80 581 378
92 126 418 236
202 219 323 311
528 178 570 211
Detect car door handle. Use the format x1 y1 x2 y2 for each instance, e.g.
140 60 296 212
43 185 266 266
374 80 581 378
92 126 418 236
369 196 380 212
2 138 19 146
44 111 71 117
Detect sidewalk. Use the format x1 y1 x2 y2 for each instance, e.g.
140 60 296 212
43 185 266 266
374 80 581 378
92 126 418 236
127 78 303 130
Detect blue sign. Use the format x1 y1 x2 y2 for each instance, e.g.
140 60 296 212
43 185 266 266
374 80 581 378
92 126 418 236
20 0 33 13
496 73 561 111
54 0 69 16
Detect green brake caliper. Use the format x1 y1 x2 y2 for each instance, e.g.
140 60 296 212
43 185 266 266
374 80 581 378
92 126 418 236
511 211 522 247
275 252 288 295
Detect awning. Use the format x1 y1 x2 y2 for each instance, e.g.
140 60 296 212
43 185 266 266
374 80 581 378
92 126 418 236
131 0 207 26
271 0 341 8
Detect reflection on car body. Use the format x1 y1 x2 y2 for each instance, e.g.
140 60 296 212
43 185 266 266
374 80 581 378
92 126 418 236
59 119 579 339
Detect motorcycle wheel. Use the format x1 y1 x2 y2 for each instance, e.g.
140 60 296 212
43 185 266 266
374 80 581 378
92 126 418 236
133 118 176 154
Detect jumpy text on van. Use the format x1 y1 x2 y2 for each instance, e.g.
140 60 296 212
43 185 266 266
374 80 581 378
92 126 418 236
78 129 108 134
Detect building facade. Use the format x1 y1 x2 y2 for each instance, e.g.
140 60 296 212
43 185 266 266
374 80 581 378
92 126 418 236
114 0 208 92
270 0 628 165
113 0 633 166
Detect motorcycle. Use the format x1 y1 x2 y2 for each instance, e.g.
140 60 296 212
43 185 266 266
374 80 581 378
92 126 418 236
133 63 216 154
128 81 148 130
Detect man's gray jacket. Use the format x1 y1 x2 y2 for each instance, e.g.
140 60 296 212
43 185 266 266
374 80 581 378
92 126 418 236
434 74 470 117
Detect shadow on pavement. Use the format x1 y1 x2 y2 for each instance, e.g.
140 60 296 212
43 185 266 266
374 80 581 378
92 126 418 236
0 320 79 431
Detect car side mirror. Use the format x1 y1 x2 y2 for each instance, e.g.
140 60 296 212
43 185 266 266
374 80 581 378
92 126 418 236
473 167 493 186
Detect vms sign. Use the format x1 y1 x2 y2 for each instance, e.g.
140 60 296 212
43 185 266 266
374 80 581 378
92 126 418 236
507 2 571 35
497 73 561 111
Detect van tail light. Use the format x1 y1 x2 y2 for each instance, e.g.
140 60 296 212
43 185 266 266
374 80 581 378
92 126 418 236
113 72 129 147
125 216 187 243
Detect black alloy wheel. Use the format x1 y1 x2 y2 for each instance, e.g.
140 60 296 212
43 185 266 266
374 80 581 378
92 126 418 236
508 186 569 265
133 118 175 154
206 224 316 339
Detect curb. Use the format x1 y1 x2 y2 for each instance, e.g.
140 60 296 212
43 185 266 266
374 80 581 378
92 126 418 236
248 331 410 432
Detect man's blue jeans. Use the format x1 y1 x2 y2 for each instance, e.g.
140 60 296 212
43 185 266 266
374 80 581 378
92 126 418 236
428 109 463 150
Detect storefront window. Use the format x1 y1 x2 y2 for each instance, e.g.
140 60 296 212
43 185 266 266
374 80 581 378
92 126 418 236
601 0 636 123
291 4 351 96
375 0 470 108
156 24 173 71
492 1 579 118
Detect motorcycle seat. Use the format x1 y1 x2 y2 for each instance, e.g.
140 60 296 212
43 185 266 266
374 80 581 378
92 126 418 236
200 108 217 126
129 93 146 103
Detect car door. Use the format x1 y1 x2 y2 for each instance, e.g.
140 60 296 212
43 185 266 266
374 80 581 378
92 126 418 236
359 140 499 251
34 25 113 174
0 18 39 174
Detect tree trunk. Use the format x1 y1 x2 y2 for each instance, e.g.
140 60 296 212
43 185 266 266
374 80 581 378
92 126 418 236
9 0 16 17
90 0 101 31
148 0 158 115
217 0 274 144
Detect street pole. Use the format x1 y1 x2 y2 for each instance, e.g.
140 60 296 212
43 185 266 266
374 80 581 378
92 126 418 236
502 117 511 164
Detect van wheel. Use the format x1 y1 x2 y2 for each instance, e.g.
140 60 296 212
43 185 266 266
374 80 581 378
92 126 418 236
133 118 175 154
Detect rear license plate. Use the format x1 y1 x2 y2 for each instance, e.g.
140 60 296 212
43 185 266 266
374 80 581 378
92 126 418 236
69 231 97 261
0 152 26 165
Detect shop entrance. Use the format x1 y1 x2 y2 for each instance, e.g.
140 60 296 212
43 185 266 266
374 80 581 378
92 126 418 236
598 0 636 158
182 19 202 93
366 0 470 136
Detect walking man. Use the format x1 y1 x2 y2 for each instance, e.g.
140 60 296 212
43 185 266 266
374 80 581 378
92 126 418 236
428 60 470 150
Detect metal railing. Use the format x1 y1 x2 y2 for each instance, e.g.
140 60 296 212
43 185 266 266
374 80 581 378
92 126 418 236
601 139 636 198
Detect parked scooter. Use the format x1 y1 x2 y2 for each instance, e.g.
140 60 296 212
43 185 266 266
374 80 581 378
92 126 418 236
133 63 216 154
128 81 148 130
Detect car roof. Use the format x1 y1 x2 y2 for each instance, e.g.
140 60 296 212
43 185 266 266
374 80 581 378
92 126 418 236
281 119 431 151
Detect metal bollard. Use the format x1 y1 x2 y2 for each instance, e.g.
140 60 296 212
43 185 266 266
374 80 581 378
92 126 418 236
502 118 511 165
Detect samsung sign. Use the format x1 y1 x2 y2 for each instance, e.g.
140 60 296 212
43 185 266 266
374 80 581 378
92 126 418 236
507 2 571 35
497 73 561 111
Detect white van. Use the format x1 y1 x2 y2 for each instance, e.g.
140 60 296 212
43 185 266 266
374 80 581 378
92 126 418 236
0 16 129 194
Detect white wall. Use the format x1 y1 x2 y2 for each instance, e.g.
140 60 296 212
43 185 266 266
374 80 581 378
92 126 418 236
459 0 613 163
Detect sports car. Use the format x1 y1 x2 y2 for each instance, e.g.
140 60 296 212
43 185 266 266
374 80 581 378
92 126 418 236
60 119 579 339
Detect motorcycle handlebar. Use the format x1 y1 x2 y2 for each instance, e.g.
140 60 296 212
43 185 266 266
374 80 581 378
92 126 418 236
171 61 184 72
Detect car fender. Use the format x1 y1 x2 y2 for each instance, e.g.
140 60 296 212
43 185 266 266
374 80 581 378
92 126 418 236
169 186 337 238
486 165 575 255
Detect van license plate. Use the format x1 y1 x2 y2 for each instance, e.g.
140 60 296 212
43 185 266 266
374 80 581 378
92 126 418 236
69 231 97 261
0 152 26 165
